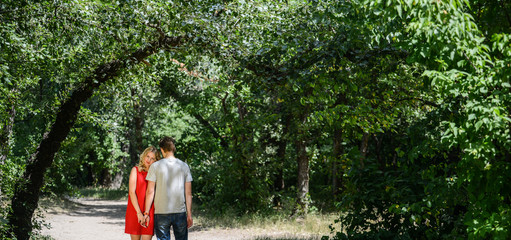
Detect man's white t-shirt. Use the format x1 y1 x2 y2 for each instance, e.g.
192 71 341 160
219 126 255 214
146 157 193 214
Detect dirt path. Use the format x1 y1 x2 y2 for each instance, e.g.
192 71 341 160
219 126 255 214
39 198 321 240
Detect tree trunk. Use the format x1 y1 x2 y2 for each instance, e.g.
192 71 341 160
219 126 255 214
294 139 310 215
128 92 145 167
332 93 346 199
332 128 343 199
108 170 124 189
236 100 250 197
103 138 129 189
374 134 385 170
112 141 130 189
134 115 144 153
359 132 370 169
8 35 185 240
10 81 103 240
132 88 144 154
273 115 290 207
273 141 286 201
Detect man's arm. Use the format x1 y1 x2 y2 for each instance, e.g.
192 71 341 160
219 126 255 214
185 181 193 228
144 180 156 227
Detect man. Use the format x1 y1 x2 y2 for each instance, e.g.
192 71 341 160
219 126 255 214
144 136 193 240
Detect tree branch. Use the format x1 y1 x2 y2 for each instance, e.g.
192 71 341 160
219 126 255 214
8 33 187 240
162 79 227 147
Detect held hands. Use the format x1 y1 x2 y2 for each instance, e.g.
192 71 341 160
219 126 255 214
143 212 150 228
136 212 145 227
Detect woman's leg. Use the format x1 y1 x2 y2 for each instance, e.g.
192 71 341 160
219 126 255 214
130 235 141 240
141 235 153 240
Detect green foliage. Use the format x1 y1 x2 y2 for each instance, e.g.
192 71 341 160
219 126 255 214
327 0 511 239
2 0 511 238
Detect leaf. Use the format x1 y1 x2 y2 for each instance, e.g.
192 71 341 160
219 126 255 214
396 5 403 18
451 0 457 9
493 108 501 116
480 87 488 94
457 59 466 67
463 0 471 9
475 120 483 130
405 0 413 9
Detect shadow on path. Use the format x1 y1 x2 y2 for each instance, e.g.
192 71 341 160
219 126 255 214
45 197 127 222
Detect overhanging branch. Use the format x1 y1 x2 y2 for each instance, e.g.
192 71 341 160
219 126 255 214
8 33 187 240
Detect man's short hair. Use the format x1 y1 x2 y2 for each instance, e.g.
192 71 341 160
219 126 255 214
159 136 176 153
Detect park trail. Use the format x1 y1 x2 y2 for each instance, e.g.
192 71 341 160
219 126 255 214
39 198 320 240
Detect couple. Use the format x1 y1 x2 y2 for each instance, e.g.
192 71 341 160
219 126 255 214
125 136 193 240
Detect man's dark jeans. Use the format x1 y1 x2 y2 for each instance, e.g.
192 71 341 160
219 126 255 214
154 212 188 240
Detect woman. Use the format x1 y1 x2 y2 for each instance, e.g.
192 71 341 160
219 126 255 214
125 146 160 240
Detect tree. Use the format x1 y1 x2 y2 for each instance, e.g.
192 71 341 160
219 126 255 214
1 1 189 238
330 0 511 238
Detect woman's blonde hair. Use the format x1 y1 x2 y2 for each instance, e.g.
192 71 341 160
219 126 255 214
138 146 161 172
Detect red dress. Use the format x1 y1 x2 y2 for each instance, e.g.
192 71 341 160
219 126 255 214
125 166 154 235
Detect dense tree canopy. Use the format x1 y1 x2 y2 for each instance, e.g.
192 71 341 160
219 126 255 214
1 0 510 239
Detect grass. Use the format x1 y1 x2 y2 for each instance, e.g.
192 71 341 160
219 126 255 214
193 209 337 239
